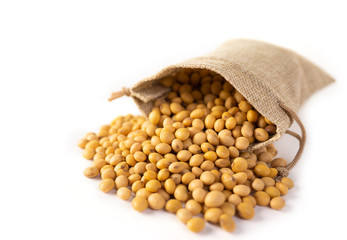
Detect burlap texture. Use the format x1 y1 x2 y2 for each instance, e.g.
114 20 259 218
129 39 334 150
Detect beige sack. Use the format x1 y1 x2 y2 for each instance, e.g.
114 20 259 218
110 39 334 176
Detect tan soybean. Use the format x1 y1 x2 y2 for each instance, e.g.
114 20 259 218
132 196 148 212
177 208 193 224
204 191 226 208
117 187 131 200
99 178 115 193
237 202 255 220
84 166 99 178
219 214 236 232
148 193 165 210
270 197 286 210
165 199 183 213
187 217 206 233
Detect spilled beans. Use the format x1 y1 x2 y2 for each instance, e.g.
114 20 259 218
78 69 294 233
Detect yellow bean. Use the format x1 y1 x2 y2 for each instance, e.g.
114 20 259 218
174 185 189 202
254 191 270 206
168 162 186 173
219 214 236 232
187 217 205 233
185 199 202 215
270 197 285 210
275 182 289 196
177 208 193 224
204 191 226 207
145 179 161 192
231 157 248 173
84 166 99 178
192 188 207 203
237 202 254 220
254 164 270 177
82 148 95 160
148 193 165 210
99 178 115 193
204 208 223 224
205 114 216 129
165 199 183 213
155 143 172 155
117 187 131 200
281 177 294 189
200 171 216 185
132 196 148 212
190 109 205 119
233 185 251 197
264 186 281 198
220 202 235 216
148 108 161 125
164 179 176 194
254 128 269 142
221 173 236 190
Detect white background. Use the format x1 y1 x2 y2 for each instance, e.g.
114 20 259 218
0 0 346 239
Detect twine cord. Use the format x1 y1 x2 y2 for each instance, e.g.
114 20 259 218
276 102 307 180
108 87 131 102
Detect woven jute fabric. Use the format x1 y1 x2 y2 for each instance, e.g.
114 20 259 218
126 39 334 151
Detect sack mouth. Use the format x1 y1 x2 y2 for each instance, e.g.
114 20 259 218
131 63 291 151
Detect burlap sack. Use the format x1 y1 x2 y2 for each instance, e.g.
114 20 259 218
110 39 334 176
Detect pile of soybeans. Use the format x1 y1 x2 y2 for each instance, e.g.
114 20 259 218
78 69 294 233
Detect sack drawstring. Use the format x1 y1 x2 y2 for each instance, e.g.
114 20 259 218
276 102 307 180
108 87 131 102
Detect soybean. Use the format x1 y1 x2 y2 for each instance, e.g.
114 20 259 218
270 197 285 210
187 217 205 233
219 214 236 232
132 197 148 212
117 187 131 200
165 199 183 213
84 166 99 178
204 191 226 207
148 193 165 210
177 208 193 224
